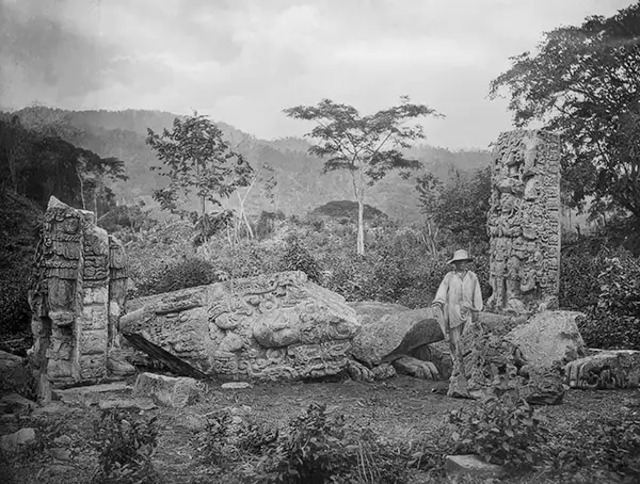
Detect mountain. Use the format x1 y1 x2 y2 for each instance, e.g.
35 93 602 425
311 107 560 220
9 107 492 222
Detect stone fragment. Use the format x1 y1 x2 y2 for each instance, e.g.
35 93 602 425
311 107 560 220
392 356 439 380
133 372 202 408
371 363 396 380
0 350 30 393
49 448 71 461
445 454 505 479
506 310 585 370
221 382 252 389
121 272 360 381
350 302 443 367
0 428 36 452
98 398 158 411
53 382 131 406
565 349 640 389
0 392 36 412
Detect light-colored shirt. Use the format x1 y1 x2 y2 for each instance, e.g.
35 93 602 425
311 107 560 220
433 270 483 329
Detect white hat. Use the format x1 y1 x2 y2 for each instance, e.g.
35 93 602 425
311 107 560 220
448 249 473 265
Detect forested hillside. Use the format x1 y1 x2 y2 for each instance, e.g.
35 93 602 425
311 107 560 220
8 107 492 221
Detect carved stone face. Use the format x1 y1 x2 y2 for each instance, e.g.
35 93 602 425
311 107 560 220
57 216 80 235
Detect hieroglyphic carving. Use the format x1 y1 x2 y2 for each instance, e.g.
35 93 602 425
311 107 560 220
121 271 361 381
29 197 133 399
487 130 561 314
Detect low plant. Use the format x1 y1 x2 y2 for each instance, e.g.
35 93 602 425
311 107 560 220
91 409 159 484
254 402 350 484
448 393 548 472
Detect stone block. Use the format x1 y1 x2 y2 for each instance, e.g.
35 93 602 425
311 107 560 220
445 454 505 479
0 428 36 452
133 372 202 408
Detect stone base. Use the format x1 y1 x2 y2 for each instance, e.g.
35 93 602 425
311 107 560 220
133 372 203 408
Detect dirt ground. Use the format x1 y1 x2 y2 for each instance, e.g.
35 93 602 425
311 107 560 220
1 375 639 484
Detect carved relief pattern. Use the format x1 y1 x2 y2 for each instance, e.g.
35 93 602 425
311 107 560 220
487 130 561 314
29 198 131 392
121 271 361 381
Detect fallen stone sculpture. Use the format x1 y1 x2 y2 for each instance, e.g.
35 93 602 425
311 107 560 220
121 271 362 381
565 349 640 389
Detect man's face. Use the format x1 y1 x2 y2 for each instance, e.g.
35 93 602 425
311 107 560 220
454 261 468 271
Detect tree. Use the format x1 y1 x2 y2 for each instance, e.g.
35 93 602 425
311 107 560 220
431 166 491 248
146 112 253 240
489 3 640 228
284 97 441 255
415 172 443 256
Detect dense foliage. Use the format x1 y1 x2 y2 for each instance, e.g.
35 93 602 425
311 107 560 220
490 3 640 231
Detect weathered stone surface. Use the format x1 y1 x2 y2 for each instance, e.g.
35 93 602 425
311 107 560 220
0 428 36 452
221 382 252 390
29 196 132 399
98 398 158 411
392 356 439 380
0 392 37 412
133 372 202 408
445 454 505 479
350 302 443 367
487 130 562 315
0 350 30 393
453 322 565 404
53 382 131 406
565 349 640 389
506 310 585 370
122 272 361 381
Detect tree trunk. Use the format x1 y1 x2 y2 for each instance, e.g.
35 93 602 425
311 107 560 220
357 198 365 256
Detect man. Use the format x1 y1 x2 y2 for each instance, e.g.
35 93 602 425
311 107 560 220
432 249 483 397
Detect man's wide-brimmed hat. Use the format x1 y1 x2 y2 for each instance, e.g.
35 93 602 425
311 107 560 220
448 249 473 265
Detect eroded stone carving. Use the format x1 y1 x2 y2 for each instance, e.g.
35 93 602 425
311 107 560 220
29 197 133 399
120 271 361 381
487 130 561 314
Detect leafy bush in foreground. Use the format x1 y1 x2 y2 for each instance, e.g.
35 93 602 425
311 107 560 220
91 409 159 484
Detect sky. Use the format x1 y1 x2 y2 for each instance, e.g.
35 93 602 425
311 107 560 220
0 0 635 150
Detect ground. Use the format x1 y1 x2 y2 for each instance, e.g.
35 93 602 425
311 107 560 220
1 375 639 484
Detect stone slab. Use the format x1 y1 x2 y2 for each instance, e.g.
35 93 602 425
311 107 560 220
445 454 505 479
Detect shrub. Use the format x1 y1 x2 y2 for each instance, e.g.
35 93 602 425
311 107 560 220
542 415 640 481
91 409 159 484
448 393 548 472
149 257 219 294
279 236 321 283
577 250 640 350
255 403 351 484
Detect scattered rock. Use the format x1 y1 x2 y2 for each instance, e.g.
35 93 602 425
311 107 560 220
221 382 252 390
444 454 505 479
506 310 585 370
0 428 36 452
53 435 73 446
391 356 439 380
133 372 202 408
49 448 72 461
98 397 158 411
0 350 31 393
52 382 132 406
371 363 396 380
0 392 37 412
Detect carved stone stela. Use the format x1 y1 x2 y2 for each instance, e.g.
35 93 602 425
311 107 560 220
487 130 561 314
121 272 362 381
29 197 132 397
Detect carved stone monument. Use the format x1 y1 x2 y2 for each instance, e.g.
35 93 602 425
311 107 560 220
487 130 562 314
29 197 133 400
121 271 362 381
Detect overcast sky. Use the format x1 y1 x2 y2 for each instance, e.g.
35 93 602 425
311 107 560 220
0 0 634 149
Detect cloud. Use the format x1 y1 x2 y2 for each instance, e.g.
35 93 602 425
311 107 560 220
1 0 636 149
